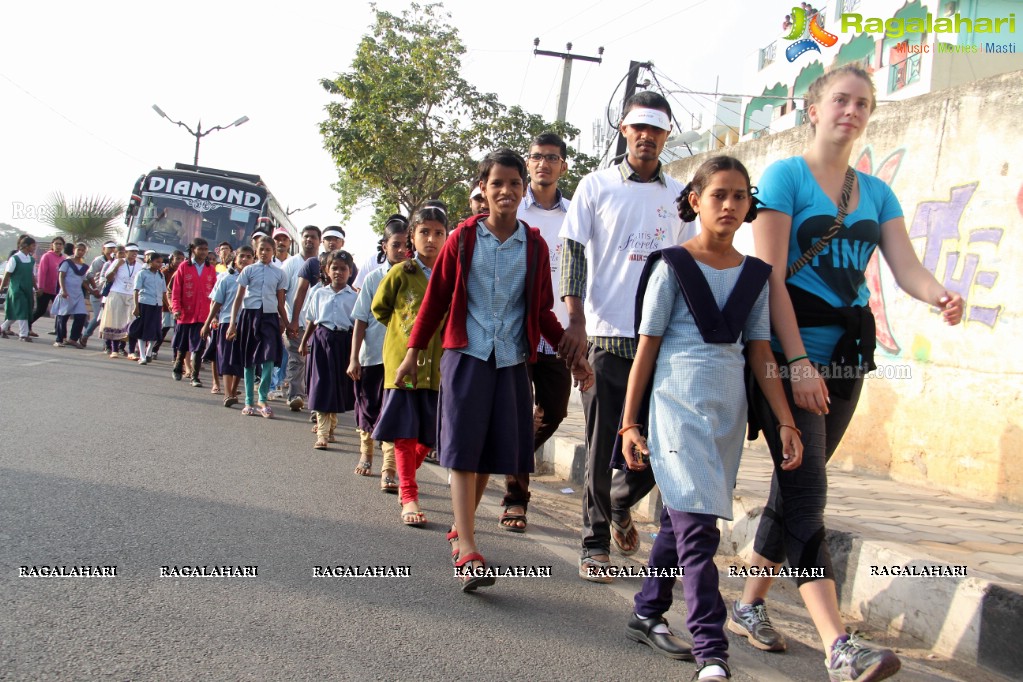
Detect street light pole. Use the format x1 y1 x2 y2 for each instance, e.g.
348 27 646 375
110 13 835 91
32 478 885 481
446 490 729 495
152 105 249 166
286 203 317 216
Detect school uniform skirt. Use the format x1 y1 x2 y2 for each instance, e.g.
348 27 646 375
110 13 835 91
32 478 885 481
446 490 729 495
216 324 243 377
354 363 385 433
128 303 163 342
436 351 533 474
98 292 133 340
305 325 353 413
237 308 283 368
373 387 438 447
202 327 218 363
172 322 203 353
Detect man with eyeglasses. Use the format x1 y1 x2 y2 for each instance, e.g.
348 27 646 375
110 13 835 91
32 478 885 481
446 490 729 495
496 133 574 534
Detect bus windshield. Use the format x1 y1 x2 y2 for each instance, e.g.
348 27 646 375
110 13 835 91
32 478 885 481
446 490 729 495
124 165 295 256
131 194 258 254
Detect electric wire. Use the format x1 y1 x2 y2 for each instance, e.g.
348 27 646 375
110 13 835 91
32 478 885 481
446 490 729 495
0 71 147 165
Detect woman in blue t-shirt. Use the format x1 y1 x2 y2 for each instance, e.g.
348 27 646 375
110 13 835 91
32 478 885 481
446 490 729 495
729 66 963 682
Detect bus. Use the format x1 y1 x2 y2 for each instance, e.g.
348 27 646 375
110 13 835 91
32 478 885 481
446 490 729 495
123 163 298 256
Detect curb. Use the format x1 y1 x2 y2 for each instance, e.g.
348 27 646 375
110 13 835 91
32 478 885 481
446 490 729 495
539 429 1023 678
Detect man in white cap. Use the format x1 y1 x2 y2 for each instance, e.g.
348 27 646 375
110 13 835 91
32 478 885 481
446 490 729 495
559 90 693 583
81 240 118 346
468 184 488 218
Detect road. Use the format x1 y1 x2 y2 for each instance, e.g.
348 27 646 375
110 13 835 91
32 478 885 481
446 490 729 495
0 326 999 680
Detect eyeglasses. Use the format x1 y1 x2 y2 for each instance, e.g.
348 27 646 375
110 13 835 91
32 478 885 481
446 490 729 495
527 153 563 163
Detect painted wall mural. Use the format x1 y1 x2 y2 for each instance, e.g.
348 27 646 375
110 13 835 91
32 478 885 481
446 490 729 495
857 145 1007 358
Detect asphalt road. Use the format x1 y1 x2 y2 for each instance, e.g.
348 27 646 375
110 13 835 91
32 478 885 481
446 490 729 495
0 325 1000 681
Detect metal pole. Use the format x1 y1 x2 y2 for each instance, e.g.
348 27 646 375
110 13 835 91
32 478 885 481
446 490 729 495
533 40 603 124
556 58 574 123
613 61 645 165
193 121 202 166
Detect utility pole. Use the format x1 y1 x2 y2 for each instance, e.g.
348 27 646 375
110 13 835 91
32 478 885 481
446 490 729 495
533 39 604 123
613 61 650 165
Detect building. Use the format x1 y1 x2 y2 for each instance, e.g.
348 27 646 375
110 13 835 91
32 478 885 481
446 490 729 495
742 0 1021 139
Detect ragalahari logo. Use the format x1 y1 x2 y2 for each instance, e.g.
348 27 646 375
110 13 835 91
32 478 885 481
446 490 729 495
785 6 839 62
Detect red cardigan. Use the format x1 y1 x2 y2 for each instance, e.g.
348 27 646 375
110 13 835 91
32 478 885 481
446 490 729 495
170 260 217 324
408 215 564 363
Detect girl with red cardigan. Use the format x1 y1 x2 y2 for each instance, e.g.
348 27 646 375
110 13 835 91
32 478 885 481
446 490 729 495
396 149 593 592
170 238 217 387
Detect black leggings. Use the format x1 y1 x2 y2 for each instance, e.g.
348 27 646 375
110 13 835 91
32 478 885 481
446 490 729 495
750 354 863 585
31 291 56 325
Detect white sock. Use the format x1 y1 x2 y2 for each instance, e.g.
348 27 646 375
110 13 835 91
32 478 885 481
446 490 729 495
651 623 671 634
699 664 728 679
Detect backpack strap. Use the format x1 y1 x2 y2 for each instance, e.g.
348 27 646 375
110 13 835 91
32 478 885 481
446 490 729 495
787 166 856 279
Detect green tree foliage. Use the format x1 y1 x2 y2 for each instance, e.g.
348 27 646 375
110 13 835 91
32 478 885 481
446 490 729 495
320 3 599 232
44 193 124 246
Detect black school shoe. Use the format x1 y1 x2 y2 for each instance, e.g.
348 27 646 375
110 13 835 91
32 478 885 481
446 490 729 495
625 613 695 661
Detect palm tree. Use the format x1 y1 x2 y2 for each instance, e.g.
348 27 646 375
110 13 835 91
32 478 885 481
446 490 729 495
44 193 124 246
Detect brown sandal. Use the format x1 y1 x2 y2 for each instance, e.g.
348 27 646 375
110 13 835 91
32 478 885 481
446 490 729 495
313 438 329 450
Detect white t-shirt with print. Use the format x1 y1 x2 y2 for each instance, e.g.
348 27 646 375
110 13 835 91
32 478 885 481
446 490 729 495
519 192 571 328
559 165 693 338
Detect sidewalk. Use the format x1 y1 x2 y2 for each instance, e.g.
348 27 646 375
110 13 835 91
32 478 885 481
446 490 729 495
536 403 1023 679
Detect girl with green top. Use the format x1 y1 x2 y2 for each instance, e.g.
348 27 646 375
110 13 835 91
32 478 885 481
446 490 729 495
371 203 448 527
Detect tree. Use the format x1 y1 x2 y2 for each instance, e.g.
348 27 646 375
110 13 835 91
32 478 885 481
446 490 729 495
44 193 123 246
320 2 599 233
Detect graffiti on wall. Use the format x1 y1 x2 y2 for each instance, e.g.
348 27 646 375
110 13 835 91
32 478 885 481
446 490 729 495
854 146 1007 357
907 184 1004 328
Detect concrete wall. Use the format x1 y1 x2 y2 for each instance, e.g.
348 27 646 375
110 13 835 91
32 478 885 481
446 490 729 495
665 70 1023 505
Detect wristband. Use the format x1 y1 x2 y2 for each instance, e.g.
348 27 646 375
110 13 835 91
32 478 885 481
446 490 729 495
777 424 802 437
617 424 642 436
786 354 809 365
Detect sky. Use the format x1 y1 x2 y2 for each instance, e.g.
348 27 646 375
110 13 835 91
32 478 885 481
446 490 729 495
0 0 782 260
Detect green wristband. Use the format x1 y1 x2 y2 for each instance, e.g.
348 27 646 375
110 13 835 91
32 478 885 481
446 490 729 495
787 354 809 365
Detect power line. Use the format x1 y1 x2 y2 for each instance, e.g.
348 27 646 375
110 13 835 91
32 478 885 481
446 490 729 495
536 0 612 40
571 0 659 41
0 71 147 165
515 51 533 107
601 0 714 46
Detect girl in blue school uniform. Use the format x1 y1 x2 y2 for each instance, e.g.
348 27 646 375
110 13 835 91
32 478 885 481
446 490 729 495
616 156 803 682
395 151 594 591
348 215 410 493
202 245 254 408
299 249 358 450
152 250 184 361
372 204 448 527
226 236 288 418
131 250 170 364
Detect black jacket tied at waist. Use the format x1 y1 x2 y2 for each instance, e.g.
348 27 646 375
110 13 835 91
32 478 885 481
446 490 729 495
786 283 877 400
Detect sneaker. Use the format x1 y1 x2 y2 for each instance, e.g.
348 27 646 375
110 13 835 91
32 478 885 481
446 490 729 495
190 376 203 388
267 389 284 401
172 362 183 381
826 634 901 682
53 341 65 348
727 599 786 652
288 396 304 411
118 349 128 357
127 353 139 361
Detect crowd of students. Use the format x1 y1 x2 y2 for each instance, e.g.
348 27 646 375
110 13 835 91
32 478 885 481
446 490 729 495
2 66 967 682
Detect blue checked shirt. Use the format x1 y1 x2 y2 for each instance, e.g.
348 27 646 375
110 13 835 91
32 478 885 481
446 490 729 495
461 221 529 368
133 268 167 307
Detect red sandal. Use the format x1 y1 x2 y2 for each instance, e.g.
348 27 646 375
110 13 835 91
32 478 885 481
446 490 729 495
454 552 496 593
